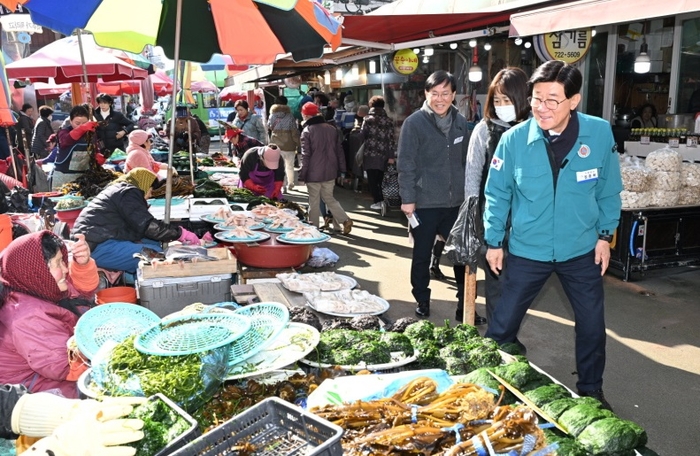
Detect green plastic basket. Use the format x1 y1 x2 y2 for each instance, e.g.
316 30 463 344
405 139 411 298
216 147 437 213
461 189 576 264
135 313 251 356
227 302 290 366
74 303 161 360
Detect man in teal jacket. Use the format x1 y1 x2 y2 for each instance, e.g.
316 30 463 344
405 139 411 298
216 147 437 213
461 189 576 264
483 61 622 410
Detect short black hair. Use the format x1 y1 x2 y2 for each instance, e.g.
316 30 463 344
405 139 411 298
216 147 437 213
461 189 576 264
368 96 385 109
234 100 249 110
39 105 54 118
21 103 33 112
485 67 530 122
425 70 456 93
275 95 288 105
529 60 582 99
69 105 91 120
96 93 114 104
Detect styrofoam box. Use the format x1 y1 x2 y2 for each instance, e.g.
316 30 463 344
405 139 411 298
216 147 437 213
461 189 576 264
137 273 233 318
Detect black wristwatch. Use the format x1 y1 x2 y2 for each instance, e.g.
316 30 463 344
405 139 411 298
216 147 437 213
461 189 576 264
598 234 613 242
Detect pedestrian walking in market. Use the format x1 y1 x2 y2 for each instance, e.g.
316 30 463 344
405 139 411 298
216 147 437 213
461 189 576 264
268 95 301 192
462 66 531 327
361 96 396 211
483 60 623 410
299 102 353 234
397 70 468 319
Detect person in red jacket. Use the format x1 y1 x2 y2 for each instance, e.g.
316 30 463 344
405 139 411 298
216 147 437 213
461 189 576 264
238 144 285 199
0 231 98 399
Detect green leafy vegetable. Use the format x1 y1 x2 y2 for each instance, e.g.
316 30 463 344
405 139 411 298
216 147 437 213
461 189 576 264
128 397 191 456
523 383 571 407
577 418 646 455
558 404 615 436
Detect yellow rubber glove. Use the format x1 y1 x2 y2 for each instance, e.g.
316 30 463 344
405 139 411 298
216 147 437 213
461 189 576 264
27 414 144 456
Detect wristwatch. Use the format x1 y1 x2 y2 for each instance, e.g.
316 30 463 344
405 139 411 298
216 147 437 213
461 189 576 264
598 234 613 242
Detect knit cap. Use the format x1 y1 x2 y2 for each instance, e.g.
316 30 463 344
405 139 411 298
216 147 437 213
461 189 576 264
113 168 157 194
128 129 150 146
301 102 320 117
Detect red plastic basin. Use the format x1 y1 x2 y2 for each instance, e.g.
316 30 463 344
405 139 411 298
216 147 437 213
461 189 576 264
230 234 312 268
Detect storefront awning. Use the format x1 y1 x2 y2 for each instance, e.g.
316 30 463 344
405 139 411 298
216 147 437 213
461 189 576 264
341 12 511 49
510 0 700 37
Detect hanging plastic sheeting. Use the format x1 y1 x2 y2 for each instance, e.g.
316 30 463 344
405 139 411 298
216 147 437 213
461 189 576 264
444 195 481 273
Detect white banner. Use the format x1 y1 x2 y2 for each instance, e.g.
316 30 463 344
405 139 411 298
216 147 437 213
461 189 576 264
0 15 42 33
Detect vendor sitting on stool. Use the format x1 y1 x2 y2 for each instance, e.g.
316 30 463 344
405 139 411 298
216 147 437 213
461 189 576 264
239 144 285 199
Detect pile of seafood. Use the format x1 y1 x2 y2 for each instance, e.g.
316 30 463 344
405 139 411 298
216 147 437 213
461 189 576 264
221 226 257 238
310 377 549 455
220 213 259 228
304 289 387 315
277 272 352 292
284 224 324 240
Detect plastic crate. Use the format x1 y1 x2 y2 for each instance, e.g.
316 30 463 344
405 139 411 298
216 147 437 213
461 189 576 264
135 393 201 456
137 274 232 318
170 397 343 456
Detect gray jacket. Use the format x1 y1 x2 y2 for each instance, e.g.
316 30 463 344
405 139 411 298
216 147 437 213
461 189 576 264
299 115 345 183
397 102 469 209
464 117 512 198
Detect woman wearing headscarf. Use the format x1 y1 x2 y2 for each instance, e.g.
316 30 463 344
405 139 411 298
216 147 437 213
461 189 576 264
72 168 200 274
239 144 285 198
268 96 300 192
123 129 169 174
93 93 135 157
0 231 98 398
231 100 266 144
30 105 54 159
462 67 530 326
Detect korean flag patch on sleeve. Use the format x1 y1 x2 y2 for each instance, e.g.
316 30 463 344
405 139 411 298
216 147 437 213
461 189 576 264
490 157 504 171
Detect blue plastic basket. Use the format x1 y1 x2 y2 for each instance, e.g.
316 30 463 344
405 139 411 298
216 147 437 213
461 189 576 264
227 302 290 366
74 303 160 360
135 313 252 356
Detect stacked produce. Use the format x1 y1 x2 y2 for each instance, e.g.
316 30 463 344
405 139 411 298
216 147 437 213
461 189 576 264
646 148 681 207
619 155 652 208
678 162 700 205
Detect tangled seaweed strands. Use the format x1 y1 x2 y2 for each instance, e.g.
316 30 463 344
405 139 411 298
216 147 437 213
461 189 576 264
60 167 121 198
150 176 195 199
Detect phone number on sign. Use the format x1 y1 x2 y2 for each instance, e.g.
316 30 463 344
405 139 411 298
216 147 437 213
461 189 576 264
554 51 581 59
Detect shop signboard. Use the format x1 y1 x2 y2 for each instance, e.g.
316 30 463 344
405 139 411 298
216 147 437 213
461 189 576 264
391 49 419 76
533 29 593 65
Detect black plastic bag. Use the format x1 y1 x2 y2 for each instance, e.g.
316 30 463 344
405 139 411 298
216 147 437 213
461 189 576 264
444 196 481 270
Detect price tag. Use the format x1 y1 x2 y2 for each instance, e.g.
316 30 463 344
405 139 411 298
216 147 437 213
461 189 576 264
687 136 698 148
668 137 680 148
640 135 650 145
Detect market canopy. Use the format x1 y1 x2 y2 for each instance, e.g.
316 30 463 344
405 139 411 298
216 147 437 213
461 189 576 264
509 0 700 37
5 34 148 83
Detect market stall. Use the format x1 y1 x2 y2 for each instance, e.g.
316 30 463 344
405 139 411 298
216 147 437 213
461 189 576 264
611 142 700 280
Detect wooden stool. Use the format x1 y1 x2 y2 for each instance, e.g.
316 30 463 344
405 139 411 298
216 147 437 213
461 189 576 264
237 262 296 284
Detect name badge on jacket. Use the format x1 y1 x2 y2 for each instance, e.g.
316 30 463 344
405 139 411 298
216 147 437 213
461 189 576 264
576 168 598 182
454 136 464 144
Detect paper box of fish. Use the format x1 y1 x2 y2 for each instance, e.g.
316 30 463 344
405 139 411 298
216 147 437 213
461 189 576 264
137 246 238 280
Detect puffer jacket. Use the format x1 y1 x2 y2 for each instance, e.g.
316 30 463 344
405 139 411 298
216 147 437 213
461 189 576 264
0 291 81 398
72 183 181 252
93 108 135 153
268 104 300 152
0 384 26 439
360 107 395 171
299 115 345 183
397 102 469 209
31 116 54 159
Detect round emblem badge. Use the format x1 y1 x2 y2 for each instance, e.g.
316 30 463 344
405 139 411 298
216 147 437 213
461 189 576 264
578 144 591 158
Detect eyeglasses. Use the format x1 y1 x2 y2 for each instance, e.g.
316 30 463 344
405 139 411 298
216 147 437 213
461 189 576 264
528 96 568 110
428 91 454 100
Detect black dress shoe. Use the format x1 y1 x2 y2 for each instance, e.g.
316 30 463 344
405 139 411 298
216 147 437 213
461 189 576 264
455 309 487 325
430 265 446 280
415 301 430 317
577 389 614 412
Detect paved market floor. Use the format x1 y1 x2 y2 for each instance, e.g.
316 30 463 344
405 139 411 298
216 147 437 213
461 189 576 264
279 167 700 455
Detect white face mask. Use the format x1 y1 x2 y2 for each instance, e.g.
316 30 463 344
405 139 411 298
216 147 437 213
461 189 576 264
47 115 52 121
495 105 517 123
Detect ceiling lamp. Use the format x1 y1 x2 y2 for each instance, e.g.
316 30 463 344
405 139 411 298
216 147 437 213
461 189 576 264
484 42 492 51
368 60 377 74
468 48 482 82
449 42 458 50
336 67 343 80
514 37 523 46
422 56 430 63
591 28 597 37
351 63 359 78
469 39 477 48
413 48 420 55
424 46 434 56
524 41 532 49
634 37 651 73
324 70 331 85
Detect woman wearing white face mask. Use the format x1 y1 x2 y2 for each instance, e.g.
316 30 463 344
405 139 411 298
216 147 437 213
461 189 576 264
464 67 530 331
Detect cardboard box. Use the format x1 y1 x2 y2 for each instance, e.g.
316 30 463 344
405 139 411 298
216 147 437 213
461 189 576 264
137 273 233 317
138 247 237 280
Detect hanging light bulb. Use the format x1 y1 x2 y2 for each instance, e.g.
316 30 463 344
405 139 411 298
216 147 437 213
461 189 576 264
351 63 359 78
524 41 532 49
469 64 482 82
422 56 430 63
324 70 331 85
514 37 523 46
413 48 420 55
368 60 377 74
484 42 492 51
449 42 458 50
424 46 434 56
336 67 343 80
591 28 597 37
634 37 651 73
469 39 477 48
